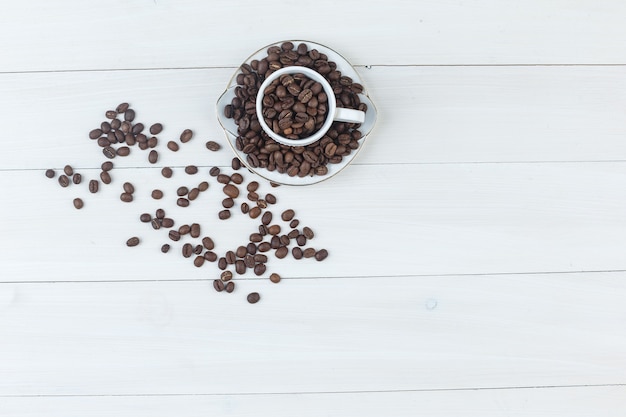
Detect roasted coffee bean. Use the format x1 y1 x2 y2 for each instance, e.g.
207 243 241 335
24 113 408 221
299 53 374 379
124 109 135 122
281 209 295 221
218 209 231 220
161 167 173 178
253 263 266 276
246 242 257 255
209 166 220 176
178 224 191 235
103 146 116 159
223 184 239 198
185 165 198 175
247 191 259 201
247 292 260 303
257 199 267 209
205 141 220 151
261 212 273 225
230 173 243 184
225 250 236 264
126 236 140 247
213 279 225 292
225 282 235 293
101 122 111 133
88 179 99 193
315 249 328 261
204 251 217 262
292 247 303 259
247 182 259 192
193 245 203 255
193 256 205 267
217 174 231 184
63 165 73 176
180 129 193 143
155 208 165 219
177 186 189 196
202 236 215 250
131 123 144 135
231 157 241 170
110 119 121 130
188 188 200 201
101 161 113 171
120 121 131 133
221 270 233 282
218 257 227 270
105 110 117 119
123 182 134 194
140 213 152 223
222 197 234 208
267 224 281 235
169 230 181 241
120 192 133 202
182 243 193 258
252 255 266 265
287 229 299 239
235 245 247 258
270 273 281 283
265 193 277 204
296 234 306 246
241 202 250 214
177 198 189 207
270 236 281 249
58 175 70 187
148 150 158 164
167 141 179 152
72 173 82 185
151 218 161 230
161 218 174 228
147 136 158 148
280 235 290 246
149 123 163 135
249 233 263 243
100 171 111 184
116 146 130 156
73 198 84 209
45 169 55 178
258 224 268 236
190 223 201 238
244 255 255 268
249 206 261 219
275 246 288 259
302 226 314 239
89 129 102 139
198 181 209 192
161 244 170 253
151 189 163 199
289 219 299 228
235 260 246 275
116 102 129 113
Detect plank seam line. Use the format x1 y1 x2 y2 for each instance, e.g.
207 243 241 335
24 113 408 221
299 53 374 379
1 269 625 285
1 383 624 398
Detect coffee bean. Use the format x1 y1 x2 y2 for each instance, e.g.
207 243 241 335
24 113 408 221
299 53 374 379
230 173 243 184
188 188 200 201
302 226 314 239
178 224 191 235
155 208 165 219
131 123 144 135
235 260 246 275
219 209 231 220
205 141 220 151
270 273 281 283
223 184 239 198
161 244 170 253
140 213 151 223
226 250 236 264
58 175 70 187
315 249 328 261
101 161 113 171
281 209 295 221
72 198 83 209
148 150 158 164
193 256 205 267
249 206 261 219
231 157 241 170
110 119 121 130
120 193 133 202
45 169 55 178
124 109 135 122
275 246 288 259
126 237 140 247
241 202 250 214
151 218 161 230
176 187 189 196
257 199 267 209
292 247 303 259
167 141 179 152
217 197 233 209
217 174 231 184
177 198 189 207
161 167 173 178
105 110 117 119
103 146 116 159
287 229 299 239
180 129 193 143
193 245 203 255
190 223 201 238
265 193 277 204
169 230 181 241
63 165 73 176
116 146 130 156
151 189 163 199
100 171 111 184
258 242 271 252
247 292 260 303
289 219 299 228
225 282 235 293
246 242 257 255
149 123 163 135
261 212 273 225
123 182 134 194
220 271 233 282
202 236 215 250
89 129 102 139
247 182 259 192
209 167 220 177
116 102 129 113
249 233 263 243
88 179 99 193
185 165 198 175
253 263 266 276
296 234 306 246
259 224 268 236
120 121 131 133
280 235 290 246
204 251 217 262
213 279 225 292
182 243 193 258
218 257 227 270
162 218 174 228
268 224 281 235
72 173 82 185
270 236 281 249
235 245 247 258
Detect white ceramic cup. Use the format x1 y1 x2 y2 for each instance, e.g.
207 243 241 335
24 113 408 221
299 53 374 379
256 66 366 147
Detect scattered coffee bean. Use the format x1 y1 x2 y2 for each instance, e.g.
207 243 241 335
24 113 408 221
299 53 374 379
148 150 158 164
162 218 174 228
235 260 246 274
188 188 200 201
217 174 231 184
296 234 306 246
120 192 133 202
89 129 102 139
261 212 273 225
275 246 288 259
231 157 241 170
292 247 303 259
180 129 193 143
185 165 198 175
177 186 189 196
126 237 140 247
131 123 144 135
63 165 73 176
105 110 117 119
72 173 82 185
221 271 233 282
247 292 260 304
270 273 281 283
230 173 243 184
205 141 220 151
202 236 215 250
250 233 263 243
253 263 266 276
225 282 235 293
177 198 189 207
302 226 314 239
190 223 201 238
198 181 209 192
151 218 161 230
218 209 231 220
100 171 112 184
148 136 158 148
140 213 151 222
257 199 267 209
268 224 281 235
73 198 84 209
249 206 261 219
241 202 250 214
258 242 271 252
213 279 225 292
222 197 234 208
116 102 129 113
58 175 70 187
167 141 179 152
265 193 277 204
101 161 113 171
289 219 299 228
204 251 217 262
124 109 135 122
149 123 163 135
194 244 203 255
194 256 205 267
155 208 165 219
178 224 191 235
244 254 255 268
247 182 259 192
169 230 181 241
151 189 163 199
123 182 134 194
246 242 257 255
218 257 227 270
161 244 170 253
209 167 220 177
254 254 268 263
45 169 55 178
303 247 317 258
89 179 99 193
223 184 239 198
315 249 328 261
103 146 116 159
247 191 259 201
287 229 299 239
182 243 193 258
281 209 295 221
235 245 247 258
280 235 290 246
116 146 130 156
161 167 173 178
225 251 236 264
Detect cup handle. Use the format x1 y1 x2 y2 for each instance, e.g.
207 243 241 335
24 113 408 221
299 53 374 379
334 107 365 124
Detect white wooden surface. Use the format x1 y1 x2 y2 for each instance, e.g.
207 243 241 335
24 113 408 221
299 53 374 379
1 1 625 415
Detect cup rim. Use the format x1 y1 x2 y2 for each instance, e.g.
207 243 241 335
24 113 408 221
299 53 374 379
256 66 336 147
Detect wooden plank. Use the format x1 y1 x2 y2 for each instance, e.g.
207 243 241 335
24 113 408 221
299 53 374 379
0 274 624 395
1 1 626 72
2 162 626 282
1 66 625 170
1 386 625 416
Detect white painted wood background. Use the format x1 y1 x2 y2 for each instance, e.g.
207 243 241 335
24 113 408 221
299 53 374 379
1 0 625 415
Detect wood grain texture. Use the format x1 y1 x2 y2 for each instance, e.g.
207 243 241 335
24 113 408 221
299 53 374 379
0 274 624 396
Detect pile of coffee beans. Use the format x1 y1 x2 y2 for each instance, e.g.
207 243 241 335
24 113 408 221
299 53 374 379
224 41 366 178
45 103 330 304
